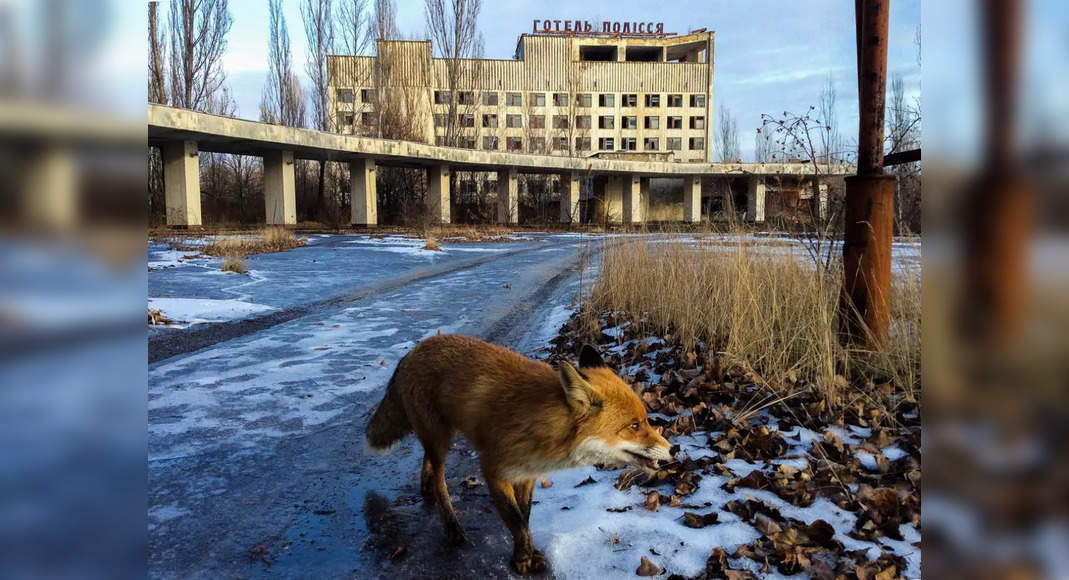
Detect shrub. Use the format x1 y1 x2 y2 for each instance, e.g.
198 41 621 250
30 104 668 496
221 256 247 274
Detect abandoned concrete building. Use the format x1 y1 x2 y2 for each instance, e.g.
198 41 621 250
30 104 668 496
327 30 716 163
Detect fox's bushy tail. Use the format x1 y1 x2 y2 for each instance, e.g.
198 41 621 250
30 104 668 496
365 362 411 453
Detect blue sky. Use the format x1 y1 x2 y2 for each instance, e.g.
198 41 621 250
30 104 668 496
222 0 921 161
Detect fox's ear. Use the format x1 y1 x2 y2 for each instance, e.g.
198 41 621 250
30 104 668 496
559 361 602 415
578 344 607 369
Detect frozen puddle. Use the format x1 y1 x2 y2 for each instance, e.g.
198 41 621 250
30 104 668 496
148 297 275 328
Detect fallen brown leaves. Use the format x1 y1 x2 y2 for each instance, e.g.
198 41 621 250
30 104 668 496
549 309 921 579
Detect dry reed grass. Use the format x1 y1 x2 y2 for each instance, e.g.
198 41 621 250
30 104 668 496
221 256 248 273
586 237 920 414
423 234 442 251
203 227 305 257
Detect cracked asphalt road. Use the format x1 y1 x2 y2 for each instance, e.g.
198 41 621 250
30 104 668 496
148 234 600 579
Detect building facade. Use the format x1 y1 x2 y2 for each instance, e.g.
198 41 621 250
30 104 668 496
327 29 714 163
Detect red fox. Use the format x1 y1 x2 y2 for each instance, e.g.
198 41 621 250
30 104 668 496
365 334 673 574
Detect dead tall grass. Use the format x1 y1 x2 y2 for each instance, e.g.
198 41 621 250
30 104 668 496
203 227 305 257
588 237 920 412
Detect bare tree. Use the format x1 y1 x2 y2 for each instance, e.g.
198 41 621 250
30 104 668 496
336 0 373 56
260 0 305 127
886 73 921 232
754 127 774 162
425 0 484 147
817 73 842 167
148 2 167 105
302 0 336 216
372 0 399 40
716 103 740 162
167 0 232 111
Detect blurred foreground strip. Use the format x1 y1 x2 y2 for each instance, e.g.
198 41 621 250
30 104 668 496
0 97 145 579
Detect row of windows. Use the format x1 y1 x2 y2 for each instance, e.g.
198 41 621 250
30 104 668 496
336 88 376 104
431 90 706 108
433 113 707 130
434 135 706 153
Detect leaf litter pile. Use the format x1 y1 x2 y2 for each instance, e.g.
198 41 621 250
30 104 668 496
542 311 921 579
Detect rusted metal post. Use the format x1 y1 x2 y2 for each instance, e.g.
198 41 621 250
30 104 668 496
962 0 1030 343
841 0 894 347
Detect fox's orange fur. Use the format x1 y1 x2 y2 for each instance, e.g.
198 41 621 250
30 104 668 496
365 334 672 574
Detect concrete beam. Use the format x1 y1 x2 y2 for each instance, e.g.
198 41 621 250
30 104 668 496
497 168 518 224
684 175 701 223
560 172 580 223
622 174 642 224
263 150 296 225
427 165 451 224
162 140 201 227
350 158 377 226
746 177 766 223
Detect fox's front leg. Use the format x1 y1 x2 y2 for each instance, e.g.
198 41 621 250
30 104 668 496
486 476 545 574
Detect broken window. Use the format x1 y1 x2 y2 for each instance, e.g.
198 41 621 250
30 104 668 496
645 94 661 107
690 116 706 130
529 92 546 107
483 91 498 106
644 137 659 151
576 94 592 107
530 115 546 129
575 137 591 151
482 114 498 128
644 116 660 129
483 136 499 150
553 137 568 151
506 114 523 128
598 116 615 129
622 94 637 107
598 137 614 151
337 88 355 103
507 137 523 151
458 91 475 105
506 92 522 106
361 89 376 103
575 115 592 129
530 138 545 152
667 137 682 151
622 116 637 129
690 94 706 107
599 94 615 107
434 90 451 105
667 116 683 129
667 94 683 107
552 93 569 107
553 115 569 129
622 137 637 151
689 137 706 150
461 114 475 128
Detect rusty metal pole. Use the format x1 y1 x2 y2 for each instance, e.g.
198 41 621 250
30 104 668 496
841 0 895 347
961 0 1030 344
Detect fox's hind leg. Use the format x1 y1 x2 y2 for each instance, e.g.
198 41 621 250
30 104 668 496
413 427 466 545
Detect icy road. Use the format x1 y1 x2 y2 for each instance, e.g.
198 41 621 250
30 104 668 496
148 233 598 579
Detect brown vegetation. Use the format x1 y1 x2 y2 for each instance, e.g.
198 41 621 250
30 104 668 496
221 256 248 273
148 308 173 325
422 234 441 251
203 227 305 257
582 237 920 413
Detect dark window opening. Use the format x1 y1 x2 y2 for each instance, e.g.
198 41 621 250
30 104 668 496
625 46 663 62
580 45 617 61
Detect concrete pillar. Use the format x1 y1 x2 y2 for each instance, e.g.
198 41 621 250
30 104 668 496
350 158 377 226
497 168 518 224
746 177 766 223
162 140 202 227
622 174 642 224
23 146 76 230
816 181 829 221
684 176 701 223
602 176 624 223
639 177 650 221
427 165 451 224
559 172 580 223
263 150 296 225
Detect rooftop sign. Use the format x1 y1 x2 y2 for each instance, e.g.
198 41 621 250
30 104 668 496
532 19 673 37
